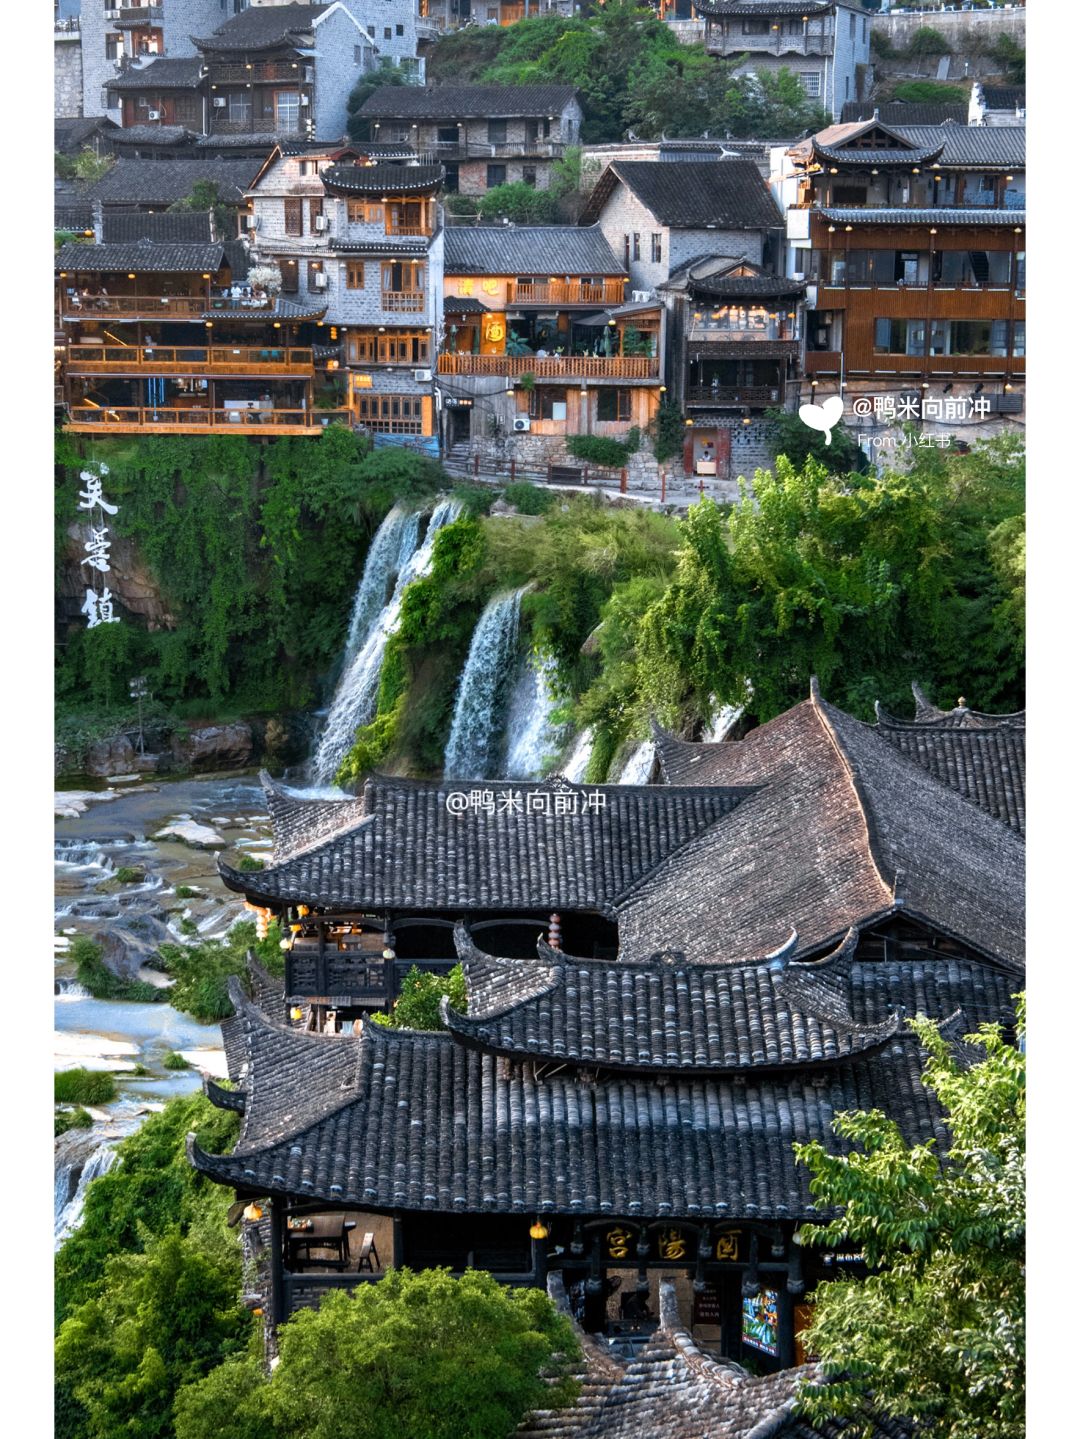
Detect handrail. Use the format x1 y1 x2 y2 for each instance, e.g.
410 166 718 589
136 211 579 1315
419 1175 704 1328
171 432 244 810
508 279 626 306
437 353 658 379
59 294 211 318
64 344 315 372
66 406 351 432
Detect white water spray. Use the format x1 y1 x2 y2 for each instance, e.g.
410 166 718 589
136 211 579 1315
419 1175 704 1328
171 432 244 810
444 589 526 781
561 729 594 784
617 740 656 785
311 499 461 785
55 1141 119 1249
503 653 564 780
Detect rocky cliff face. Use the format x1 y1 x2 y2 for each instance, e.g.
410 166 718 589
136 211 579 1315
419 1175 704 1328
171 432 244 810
58 525 177 630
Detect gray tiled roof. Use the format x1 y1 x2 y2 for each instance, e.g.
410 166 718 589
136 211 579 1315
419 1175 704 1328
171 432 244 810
840 101 968 127
194 3 330 52
643 690 1025 970
86 157 263 206
817 207 1024 227
107 58 206 91
584 161 782 231
813 142 945 167
102 210 214 244
359 84 579 121
695 1 832 14
112 126 198 148
892 125 1025 169
446 925 905 1074
55 240 226 273
221 776 750 914
981 86 1025 111
55 116 119 153
321 163 444 195
444 225 624 276
873 723 1025 836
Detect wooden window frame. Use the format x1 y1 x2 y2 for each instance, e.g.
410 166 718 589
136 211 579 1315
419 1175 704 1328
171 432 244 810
345 260 365 290
284 198 303 237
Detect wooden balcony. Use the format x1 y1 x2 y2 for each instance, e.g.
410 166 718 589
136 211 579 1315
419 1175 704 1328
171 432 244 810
509 279 626 307
805 351 842 376
687 325 798 344
65 407 351 435
437 353 659 380
208 61 308 84
382 291 426 313
60 294 211 321
64 345 315 376
686 385 782 408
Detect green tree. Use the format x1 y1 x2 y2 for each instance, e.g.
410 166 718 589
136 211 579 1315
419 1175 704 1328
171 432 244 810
55 1231 250 1439
478 181 558 224
346 59 411 142
765 406 866 474
794 1000 1025 1439
174 1268 580 1439
907 26 952 58
371 963 467 1030
890 80 968 105
168 180 232 239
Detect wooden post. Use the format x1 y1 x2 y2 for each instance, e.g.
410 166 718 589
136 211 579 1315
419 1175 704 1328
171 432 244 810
583 465 589 487
660 469 667 504
620 467 627 493
316 919 327 998
270 1197 286 1324
473 453 479 477
510 457 516 482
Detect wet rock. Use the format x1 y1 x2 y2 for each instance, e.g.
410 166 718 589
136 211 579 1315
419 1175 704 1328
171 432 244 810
86 735 137 778
54 790 120 819
260 713 313 766
172 724 253 772
154 819 227 849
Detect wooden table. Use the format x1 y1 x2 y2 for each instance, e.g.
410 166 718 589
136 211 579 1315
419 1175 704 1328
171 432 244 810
286 1214 350 1271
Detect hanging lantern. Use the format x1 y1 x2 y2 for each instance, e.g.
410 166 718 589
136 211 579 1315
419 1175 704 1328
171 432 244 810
530 1220 550 1240
290 1006 304 1021
547 913 562 950
255 908 269 940
243 1202 264 1223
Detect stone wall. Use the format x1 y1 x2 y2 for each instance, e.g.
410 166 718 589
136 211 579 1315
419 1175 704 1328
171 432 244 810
873 7 1025 53
55 36 83 119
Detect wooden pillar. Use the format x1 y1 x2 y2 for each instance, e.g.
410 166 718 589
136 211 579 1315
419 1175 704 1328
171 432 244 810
392 1212 404 1269
270 1196 286 1325
316 919 327 997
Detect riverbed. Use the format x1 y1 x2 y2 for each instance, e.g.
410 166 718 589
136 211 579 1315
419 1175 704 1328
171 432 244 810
54 771 273 1241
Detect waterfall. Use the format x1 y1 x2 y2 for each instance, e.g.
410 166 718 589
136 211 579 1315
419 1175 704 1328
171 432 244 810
561 729 593 784
55 1139 119 1249
503 653 563 781
444 590 525 782
54 978 91 999
311 499 461 785
703 698 744 743
618 740 656 785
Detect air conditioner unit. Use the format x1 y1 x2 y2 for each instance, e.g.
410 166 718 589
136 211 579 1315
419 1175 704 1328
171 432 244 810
792 271 805 281
413 368 432 382
147 110 161 120
304 67 315 84
512 416 531 432
213 96 227 108
246 215 260 230
314 214 328 231
313 271 328 289
300 95 310 107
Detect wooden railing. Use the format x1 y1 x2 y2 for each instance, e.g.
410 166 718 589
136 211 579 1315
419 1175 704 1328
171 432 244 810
64 345 315 375
208 61 307 84
65 407 351 434
386 224 430 237
687 325 798 343
381 291 426 313
437 353 659 379
686 385 781 408
509 279 626 306
60 294 210 319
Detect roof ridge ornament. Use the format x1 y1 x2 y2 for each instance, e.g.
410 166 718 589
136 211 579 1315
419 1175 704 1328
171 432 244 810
765 929 799 973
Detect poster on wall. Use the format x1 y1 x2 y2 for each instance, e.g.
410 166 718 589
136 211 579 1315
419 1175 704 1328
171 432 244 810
741 1288 780 1356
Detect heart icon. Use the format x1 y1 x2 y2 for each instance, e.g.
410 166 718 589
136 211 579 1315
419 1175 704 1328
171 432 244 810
798 395 844 444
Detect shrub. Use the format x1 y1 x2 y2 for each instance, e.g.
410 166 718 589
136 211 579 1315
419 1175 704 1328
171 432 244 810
566 435 631 468
649 400 685 464
158 919 284 1024
175 885 197 899
55 1107 94 1137
444 193 480 217
891 81 968 105
907 26 951 58
237 853 265 872
55 1069 117 1106
477 182 558 224
115 866 145 884
503 482 555 515
163 1051 191 1071
371 964 467 1031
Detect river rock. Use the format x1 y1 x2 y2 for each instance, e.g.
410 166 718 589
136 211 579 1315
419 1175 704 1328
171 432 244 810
172 723 253 772
259 713 313 766
85 734 137 777
54 789 120 818
154 819 227 849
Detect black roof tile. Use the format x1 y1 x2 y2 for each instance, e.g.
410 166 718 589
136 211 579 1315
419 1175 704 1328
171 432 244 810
582 161 781 231
86 157 263 206
194 3 331 52
321 163 444 196
840 101 968 127
108 58 206 91
55 240 226 273
359 84 580 121
101 210 214 244
444 226 624 276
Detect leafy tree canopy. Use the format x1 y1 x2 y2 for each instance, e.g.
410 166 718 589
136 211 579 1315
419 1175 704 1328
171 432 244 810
794 999 1025 1439
174 1268 581 1439
428 4 826 142
371 963 467 1030
346 58 411 140
168 180 231 239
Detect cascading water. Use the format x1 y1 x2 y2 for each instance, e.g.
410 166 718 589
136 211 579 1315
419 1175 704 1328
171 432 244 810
443 589 525 782
341 506 418 669
618 740 656 785
55 1139 119 1249
702 701 744 743
561 729 594 784
311 499 461 785
503 653 564 781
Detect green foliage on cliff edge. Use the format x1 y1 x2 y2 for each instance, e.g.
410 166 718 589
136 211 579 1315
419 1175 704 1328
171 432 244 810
55 431 445 714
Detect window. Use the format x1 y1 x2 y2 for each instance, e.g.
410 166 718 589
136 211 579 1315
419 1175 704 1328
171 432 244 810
274 92 300 133
487 164 507 188
307 260 324 291
437 125 458 144
396 23 404 35
849 14 855 38
488 119 508 145
354 45 365 63
742 18 769 35
443 163 459 193
284 198 303 236
522 165 537 186
1015 252 1025 294
845 76 850 98
354 394 425 434
280 259 299 294
597 388 631 423
623 234 631 268
949 321 994 356
989 320 1009 357
346 331 376 363
1012 321 1025 357
650 234 662 264
345 261 365 289
874 318 911 354
863 17 868 42
799 72 821 98
227 90 252 123
309 197 323 230
384 26 392 38
348 200 383 225
299 159 319 177
137 95 149 109
528 389 569 421
632 234 641 261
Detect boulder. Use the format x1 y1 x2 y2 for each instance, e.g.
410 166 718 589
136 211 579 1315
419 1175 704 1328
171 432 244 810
172 723 253 772
86 734 136 777
153 819 227 849
259 713 314 766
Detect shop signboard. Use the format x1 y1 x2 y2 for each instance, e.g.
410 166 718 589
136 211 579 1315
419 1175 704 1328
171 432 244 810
741 1288 780 1356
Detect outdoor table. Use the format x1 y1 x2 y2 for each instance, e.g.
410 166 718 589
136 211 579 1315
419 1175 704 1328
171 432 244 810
286 1214 349 1271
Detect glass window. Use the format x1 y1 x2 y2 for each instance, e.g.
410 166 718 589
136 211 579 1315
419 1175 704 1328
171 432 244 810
529 389 570 421
227 90 252 123
1012 322 1025 357
949 321 992 355
345 261 364 289
928 320 949 356
651 234 662 263
275 92 300 133
989 320 1008 357
488 119 508 145
279 259 299 295
487 164 506 188
799 72 821 98
873 318 908 354
284 198 303 237
1015 252 1025 294
597 388 631 423
632 234 641 261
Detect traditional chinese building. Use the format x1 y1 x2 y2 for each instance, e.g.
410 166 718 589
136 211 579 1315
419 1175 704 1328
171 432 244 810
772 118 1025 430
195 683 1023 1359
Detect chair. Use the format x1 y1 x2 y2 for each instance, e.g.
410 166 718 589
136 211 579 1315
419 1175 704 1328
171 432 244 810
356 1232 380 1272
